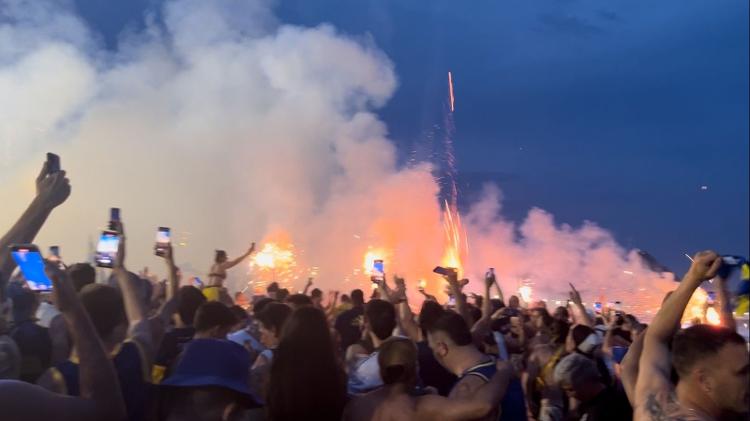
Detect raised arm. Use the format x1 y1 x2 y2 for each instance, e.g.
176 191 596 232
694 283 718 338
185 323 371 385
163 243 178 302
302 278 313 296
0 161 70 298
471 272 494 345
219 243 256 270
568 283 594 327
393 277 420 341
620 327 646 405
635 251 722 414
112 221 154 364
715 273 737 331
446 272 472 327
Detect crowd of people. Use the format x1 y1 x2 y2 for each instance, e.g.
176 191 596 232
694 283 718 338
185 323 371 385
0 158 748 421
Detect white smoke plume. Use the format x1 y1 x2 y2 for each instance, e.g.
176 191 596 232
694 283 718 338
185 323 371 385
0 0 674 317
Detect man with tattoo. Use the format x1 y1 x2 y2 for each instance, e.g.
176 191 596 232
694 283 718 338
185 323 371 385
635 250 749 421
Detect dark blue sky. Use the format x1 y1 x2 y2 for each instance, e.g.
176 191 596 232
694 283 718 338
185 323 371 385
73 0 748 274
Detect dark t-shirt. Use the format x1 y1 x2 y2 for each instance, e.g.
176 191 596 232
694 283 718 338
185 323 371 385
335 305 364 352
416 340 457 396
154 327 195 380
10 320 51 382
572 384 632 421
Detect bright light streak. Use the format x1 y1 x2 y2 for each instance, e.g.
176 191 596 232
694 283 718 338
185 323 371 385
448 71 455 112
706 307 720 325
518 285 533 303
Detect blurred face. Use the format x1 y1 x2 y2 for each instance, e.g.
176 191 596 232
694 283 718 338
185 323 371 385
560 381 579 400
259 323 279 348
530 310 545 330
509 296 519 308
702 343 750 413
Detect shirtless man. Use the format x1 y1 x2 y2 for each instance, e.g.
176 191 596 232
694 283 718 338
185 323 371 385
343 337 511 421
635 250 749 421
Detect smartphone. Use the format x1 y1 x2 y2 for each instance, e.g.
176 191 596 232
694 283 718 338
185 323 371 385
154 227 171 257
10 244 53 291
46 153 60 174
433 266 457 276
108 208 121 231
372 259 384 281
448 295 456 307
95 230 120 268
594 302 602 313
49 246 60 258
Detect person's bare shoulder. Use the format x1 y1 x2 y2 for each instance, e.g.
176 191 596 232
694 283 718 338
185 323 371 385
375 394 416 421
450 374 487 399
635 388 702 421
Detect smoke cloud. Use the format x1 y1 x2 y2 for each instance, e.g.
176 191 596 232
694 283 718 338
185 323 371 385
0 0 674 317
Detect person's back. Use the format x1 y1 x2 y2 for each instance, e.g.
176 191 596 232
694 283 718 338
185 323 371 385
335 289 365 352
153 286 206 383
8 287 51 383
267 306 347 421
344 337 512 421
347 299 396 395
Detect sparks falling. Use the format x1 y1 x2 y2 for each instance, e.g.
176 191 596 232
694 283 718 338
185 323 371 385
249 242 299 291
448 71 456 112
441 199 469 275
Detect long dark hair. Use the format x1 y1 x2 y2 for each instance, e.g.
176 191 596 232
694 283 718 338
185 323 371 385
266 306 347 421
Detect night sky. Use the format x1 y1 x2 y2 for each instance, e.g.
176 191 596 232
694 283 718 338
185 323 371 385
72 0 749 275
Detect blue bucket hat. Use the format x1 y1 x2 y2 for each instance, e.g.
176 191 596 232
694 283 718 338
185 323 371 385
161 339 259 405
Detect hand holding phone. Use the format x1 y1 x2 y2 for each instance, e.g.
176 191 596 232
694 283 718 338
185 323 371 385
46 153 61 174
155 227 171 257
372 259 384 281
35 158 70 209
10 244 53 291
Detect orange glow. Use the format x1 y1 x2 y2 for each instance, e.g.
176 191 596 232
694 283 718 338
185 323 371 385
248 239 300 290
706 307 721 325
252 242 294 269
363 248 389 275
441 200 468 276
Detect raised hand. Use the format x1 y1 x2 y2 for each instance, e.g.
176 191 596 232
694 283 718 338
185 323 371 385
113 221 126 270
248 242 256 254
569 282 582 305
35 162 71 210
45 260 76 313
484 271 495 289
685 250 722 282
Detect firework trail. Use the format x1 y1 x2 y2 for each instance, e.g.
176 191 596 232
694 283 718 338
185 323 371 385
439 71 469 273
